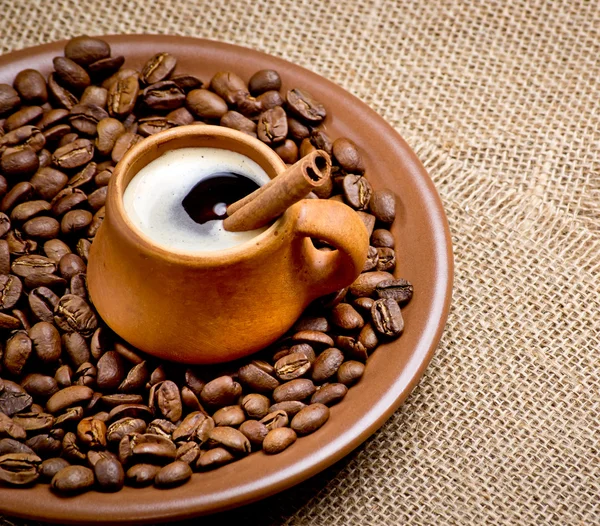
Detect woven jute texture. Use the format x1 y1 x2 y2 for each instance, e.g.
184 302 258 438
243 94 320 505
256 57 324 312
1 0 599 525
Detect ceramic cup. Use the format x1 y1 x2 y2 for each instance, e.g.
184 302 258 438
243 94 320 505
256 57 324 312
87 125 369 364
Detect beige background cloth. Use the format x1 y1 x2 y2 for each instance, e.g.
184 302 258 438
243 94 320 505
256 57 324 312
1 0 599 524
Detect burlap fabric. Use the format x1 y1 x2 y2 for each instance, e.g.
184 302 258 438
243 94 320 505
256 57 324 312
1 0 599 524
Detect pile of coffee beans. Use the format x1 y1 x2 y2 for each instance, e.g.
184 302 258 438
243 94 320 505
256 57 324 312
0 36 413 494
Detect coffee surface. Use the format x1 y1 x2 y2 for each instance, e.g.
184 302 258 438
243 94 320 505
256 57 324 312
122 147 271 252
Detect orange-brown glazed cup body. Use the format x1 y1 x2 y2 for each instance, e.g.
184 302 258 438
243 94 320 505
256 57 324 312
87 126 369 364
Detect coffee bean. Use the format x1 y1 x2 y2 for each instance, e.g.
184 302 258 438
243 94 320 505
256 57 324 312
30 167 68 200
371 298 404 337
1 182 34 212
241 393 269 420
256 90 284 111
248 70 281 95
5 106 44 131
118 361 149 393
170 75 202 92
237 363 279 393
132 434 177 463
209 71 247 106
0 125 45 153
51 465 94 494
1 147 39 178
259 410 288 431
94 456 124 492
143 81 185 111
29 286 59 323
287 116 311 141
213 405 245 427
208 426 250 456
186 89 228 120
154 461 191 488
196 447 234 470
80 85 108 107
40 457 69 481
331 303 364 331
57 132 79 149
4 331 32 376
286 88 326 123
272 379 316 403
220 111 257 137
28 429 63 458
54 365 72 389
88 56 125 80
0 379 32 416
96 350 125 390
343 174 373 210
141 53 177 85
200 376 242 407
337 360 365 386
36 109 69 131
62 331 90 368
291 403 330 436
0 452 41 485
95 117 125 155
375 278 414 304
111 132 142 163
53 57 91 93
263 427 297 454
175 441 200 464
274 352 311 381
50 187 88 216
0 85 21 117
0 240 9 275
60 210 92 235
273 139 298 164
0 412 26 440
335 335 369 362
291 330 334 348
13 70 47 105
239 420 268 448
155 380 182 423
363 245 379 272
94 167 113 187
371 228 395 248
172 412 213 444
11 200 50 223
54 294 97 336
52 138 94 170
349 271 394 297
257 106 287 144
46 385 94 413
106 418 147 444
21 373 58 399
332 137 365 174
311 348 344 383
126 463 161 486
65 36 111 67
12 412 55 433
47 73 78 110
22 216 59 239
0 274 22 309
166 106 195 126
108 74 139 118
73 361 97 387
311 383 348 406
358 322 379 352
102 68 140 91
268 401 306 416
0 438 34 456
299 138 316 158
138 116 175 137
69 103 108 135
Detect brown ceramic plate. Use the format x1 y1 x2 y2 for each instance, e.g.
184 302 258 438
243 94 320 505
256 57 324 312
0 35 453 524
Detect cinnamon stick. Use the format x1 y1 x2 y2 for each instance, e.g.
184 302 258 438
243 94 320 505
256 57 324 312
223 150 331 232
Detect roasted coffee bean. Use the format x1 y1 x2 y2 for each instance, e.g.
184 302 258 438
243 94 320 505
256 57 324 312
102 68 140 91
50 187 87 216
363 245 379 272
43 123 72 143
259 410 288 431
332 137 365 173
0 240 9 275
0 125 45 153
220 111 257 136
118 361 149 393
200 376 242 407
213 405 245 427
368 189 396 224
143 81 185 110
86 186 107 212
311 383 348 406
60 210 92 235
65 36 111 67
155 380 182 423
375 278 414 304
256 90 284 111
132 434 177 463
172 412 213 444
237 362 279 393
286 88 326 123
6 232 37 258
337 360 365 386
268 401 306 416
0 412 26 440
40 457 69 481
54 406 83 426
371 228 395 248
47 73 78 110
141 53 177 85
73 361 97 387
0 213 7 236
102 394 144 408
0 85 21 117
53 57 91 93
11 200 50 222
375 247 395 271
86 206 105 237
95 117 125 155
57 132 79 148
1 182 34 212
126 463 161 486
166 106 195 126
21 373 58 398
29 287 59 323
257 106 287 144
210 71 247 105
176 441 200 465
343 174 373 210
146 419 176 440
241 393 270 420
291 330 334 348
27 428 63 458
0 452 41 485
30 167 68 200
94 456 124 492
108 74 139 118
52 138 94 170
311 348 344 383
114 341 144 365
248 70 281 95
291 403 330 436
22 216 59 239
186 89 228 120
0 438 35 456
60 256 86 283
349 271 394 297
80 85 109 107
0 274 22 309
88 56 125 80
0 146 38 178
111 132 143 163
335 335 368 362
263 427 297 455
293 316 329 333
36 108 69 131
0 379 32 416
4 330 32 376
54 365 73 388
196 447 234 470
309 129 332 155
5 106 44 131
96 350 125 390
170 75 202 92
12 412 55 433
208 426 250 456
272 379 316 403
181 387 202 411
13 70 47 105
87 449 117 468
358 322 379 352
371 298 404 337
51 465 94 494
137 116 175 137
46 385 94 413
274 352 311 381
358 211 376 238
69 103 108 135
62 331 90 367
154 460 191 488
331 303 364 331
239 420 268 448
273 139 299 164
287 116 311 140
54 294 97 336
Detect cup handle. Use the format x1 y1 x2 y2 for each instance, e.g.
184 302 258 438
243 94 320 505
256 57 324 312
290 199 369 293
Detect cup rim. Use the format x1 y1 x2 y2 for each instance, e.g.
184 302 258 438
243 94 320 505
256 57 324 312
108 125 289 264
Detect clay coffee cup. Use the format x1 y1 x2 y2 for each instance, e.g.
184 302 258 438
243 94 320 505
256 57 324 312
87 125 369 364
